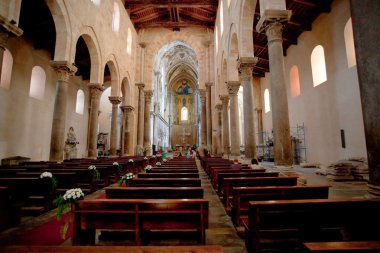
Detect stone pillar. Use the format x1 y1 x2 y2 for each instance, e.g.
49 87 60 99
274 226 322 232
350 0 380 196
205 82 213 153
121 105 134 156
238 57 257 159
143 90 153 154
0 19 23 78
87 84 104 158
227 81 242 159
49 61 77 161
136 83 145 150
220 95 230 157
199 89 207 150
215 104 223 155
253 77 264 144
257 11 292 166
109 96 121 156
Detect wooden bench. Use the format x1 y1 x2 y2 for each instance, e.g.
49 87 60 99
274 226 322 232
138 173 199 178
211 168 265 186
148 169 198 174
303 241 380 252
222 176 298 208
0 186 21 230
128 178 201 187
245 198 380 253
216 172 279 195
231 185 330 227
105 186 204 199
0 245 224 253
72 199 209 245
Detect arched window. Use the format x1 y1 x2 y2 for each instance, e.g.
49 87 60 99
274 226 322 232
126 28 132 55
76 89 85 115
290 65 300 97
29 66 46 100
0 48 13 90
112 2 120 33
90 0 101 6
311 45 327 87
264 89 270 113
181 107 188 121
344 18 356 68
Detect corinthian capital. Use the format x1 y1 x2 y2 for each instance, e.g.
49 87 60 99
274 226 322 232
144 90 154 103
219 95 229 105
51 61 77 82
109 96 122 105
136 82 145 90
121 105 135 113
227 81 241 95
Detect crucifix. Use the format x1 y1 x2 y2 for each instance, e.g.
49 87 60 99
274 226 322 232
180 127 191 144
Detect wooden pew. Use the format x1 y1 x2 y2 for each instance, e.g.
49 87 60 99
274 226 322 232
303 241 380 252
148 169 198 174
72 199 209 245
105 186 204 199
0 186 21 230
0 245 225 253
128 178 201 187
222 176 298 208
216 172 279 195
245 198 380 253
211 168 265 185
231 185 330 227
138 173 199 178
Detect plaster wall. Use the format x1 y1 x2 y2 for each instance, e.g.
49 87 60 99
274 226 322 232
261 0 367 165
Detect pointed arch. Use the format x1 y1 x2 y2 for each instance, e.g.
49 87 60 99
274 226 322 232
239 0 256 57
121 75 131 105
104 55 120 97
228 29 239 81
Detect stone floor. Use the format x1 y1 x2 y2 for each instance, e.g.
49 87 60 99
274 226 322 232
0 159 370 253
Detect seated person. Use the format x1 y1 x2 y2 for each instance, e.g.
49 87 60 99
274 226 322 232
230 159 242 169
250 158 266 170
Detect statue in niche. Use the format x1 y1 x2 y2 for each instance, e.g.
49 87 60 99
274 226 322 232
64 126 79 160
176 80 193 95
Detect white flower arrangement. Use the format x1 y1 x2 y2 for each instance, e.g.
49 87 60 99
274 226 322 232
144 165 152 171
156 162 161 166
113 161 123 172
113 162 119 166
40 171 53 179
144 157 148 160
88 165 100 180
128 159 134 163
118 172 135 186
163 159 167 163
152 155 156 158
63 188 85 201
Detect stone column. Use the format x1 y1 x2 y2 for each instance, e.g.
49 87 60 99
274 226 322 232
350 0 380 196
257 11 292 166
253 77 264 144
109 96 121 156
49 61 77 161
238 57 257 160
87 84 104 158
220 95 230 157
199 89 207 150
143 90 153 154
121 105 134 156
205 82 213 153
136 83 145 151
215 104 223 155
227 81 242 159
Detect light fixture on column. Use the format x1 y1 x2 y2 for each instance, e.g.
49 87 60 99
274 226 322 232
257 0 292 32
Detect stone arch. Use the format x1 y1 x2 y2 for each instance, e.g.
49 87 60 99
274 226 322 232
74 26 102 84
104 55 121 96
239 0 256 58
228 29 239 81
45 0 72 61
103 55 120 96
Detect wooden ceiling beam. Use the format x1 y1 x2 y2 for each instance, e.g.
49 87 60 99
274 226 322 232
125 0 218 9
180 10 215 22
132 9 168 23
135 21 213 29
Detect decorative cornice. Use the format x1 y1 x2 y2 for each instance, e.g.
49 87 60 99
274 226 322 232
227 81 241 95
256 9 292 33
51 61 77 82
109 96 122 105
144 90 154 103
237 57 258 71
0 16 23 47
88 83 104 98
